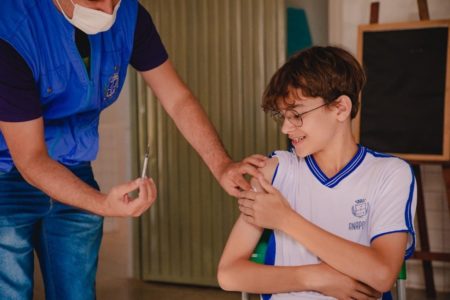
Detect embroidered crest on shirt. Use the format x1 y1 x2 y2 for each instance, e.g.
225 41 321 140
352 198 369 217
349 199 369 230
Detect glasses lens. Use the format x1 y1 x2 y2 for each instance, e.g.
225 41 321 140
271 112 284 124
286 110 302 127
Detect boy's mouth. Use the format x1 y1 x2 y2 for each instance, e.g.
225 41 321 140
290 136 306 144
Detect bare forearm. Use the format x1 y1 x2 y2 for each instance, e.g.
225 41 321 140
17 155 105 214
169 94 232 180
281 211 394 291
0 118 152 217
218 260 313 294
141 61 264 196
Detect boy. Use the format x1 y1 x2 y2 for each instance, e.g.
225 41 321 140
217 46 417 299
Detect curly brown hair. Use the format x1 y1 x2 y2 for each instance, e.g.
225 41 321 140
262 46 366 119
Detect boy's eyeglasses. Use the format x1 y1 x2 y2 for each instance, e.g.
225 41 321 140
271 102 329 127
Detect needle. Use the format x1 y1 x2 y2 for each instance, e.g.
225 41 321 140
141 144 150 178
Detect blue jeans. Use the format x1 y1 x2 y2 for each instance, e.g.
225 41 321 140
0 164 103 300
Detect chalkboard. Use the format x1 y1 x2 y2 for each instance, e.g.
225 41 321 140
355 20 450 162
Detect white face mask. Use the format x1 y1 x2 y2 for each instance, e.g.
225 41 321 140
56 0 121 35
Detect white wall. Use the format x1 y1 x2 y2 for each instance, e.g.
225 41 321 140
92 75 134 277
329 0 450 292
329 0 450 53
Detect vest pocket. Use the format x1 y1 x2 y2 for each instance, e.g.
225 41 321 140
39 65 68 104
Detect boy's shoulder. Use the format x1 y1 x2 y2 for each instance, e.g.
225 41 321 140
269 150 300 162
363 147 412 175
254 150 299 185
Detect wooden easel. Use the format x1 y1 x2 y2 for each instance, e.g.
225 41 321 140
408 163 450 297
369 1 450 297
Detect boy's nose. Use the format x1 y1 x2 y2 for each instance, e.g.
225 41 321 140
281 119 294 135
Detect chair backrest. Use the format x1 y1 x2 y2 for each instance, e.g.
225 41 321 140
396 262 407 300
250 229 272 264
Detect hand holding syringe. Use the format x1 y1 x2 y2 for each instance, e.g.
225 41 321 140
100 144 156 217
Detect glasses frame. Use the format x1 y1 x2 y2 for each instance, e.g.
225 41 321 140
272 102 329 127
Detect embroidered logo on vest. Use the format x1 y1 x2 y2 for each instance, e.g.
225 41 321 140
104 71 119 100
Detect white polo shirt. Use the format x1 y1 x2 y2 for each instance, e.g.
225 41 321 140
262 146 417 300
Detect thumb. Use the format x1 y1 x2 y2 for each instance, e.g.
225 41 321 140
257 175 277 194
113 178 141 195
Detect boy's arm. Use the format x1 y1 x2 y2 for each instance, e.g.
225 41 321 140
219 157 307 293
219 158 381 298
239 164 414 293
218 214 381 299
281 211 407 293
218 214 311 293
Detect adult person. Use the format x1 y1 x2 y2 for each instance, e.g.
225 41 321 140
0 0 265 299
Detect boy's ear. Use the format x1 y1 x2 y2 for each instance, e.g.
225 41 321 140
333 95 352 121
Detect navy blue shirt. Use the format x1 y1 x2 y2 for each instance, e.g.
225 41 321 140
0 3 168 122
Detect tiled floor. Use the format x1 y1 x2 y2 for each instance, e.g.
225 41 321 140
32 220 450 300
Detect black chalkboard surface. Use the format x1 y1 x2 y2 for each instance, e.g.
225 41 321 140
355 20 450 162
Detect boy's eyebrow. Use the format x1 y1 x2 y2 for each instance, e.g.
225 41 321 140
278 102 304 111
288 103 306 110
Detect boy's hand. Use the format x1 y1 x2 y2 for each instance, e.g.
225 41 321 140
238 175 293 230
311 263 382 299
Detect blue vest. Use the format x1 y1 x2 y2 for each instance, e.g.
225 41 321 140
0 0 138 172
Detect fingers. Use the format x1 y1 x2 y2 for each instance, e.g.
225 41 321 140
241 213 255 225
112 178 141 196
239 205 254 217
242 154 268 168
233 173 252 192
148 177 157 200
355 282 382 298
238 198 257 221
257 175 278 194
239 190 257 200
227 187 243 198
122 178 157 217
238 198 254 209
221 158 267 196
123 193 131 204
350 291 379 300
237 163 261 178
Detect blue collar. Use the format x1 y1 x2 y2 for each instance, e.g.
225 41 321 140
305 145 367 188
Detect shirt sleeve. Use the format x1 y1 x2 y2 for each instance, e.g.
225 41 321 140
130 3 169 71
369 159 417 259
0 39 42 122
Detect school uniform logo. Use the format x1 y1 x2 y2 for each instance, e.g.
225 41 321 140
349 199 369 230
352 198 369 218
